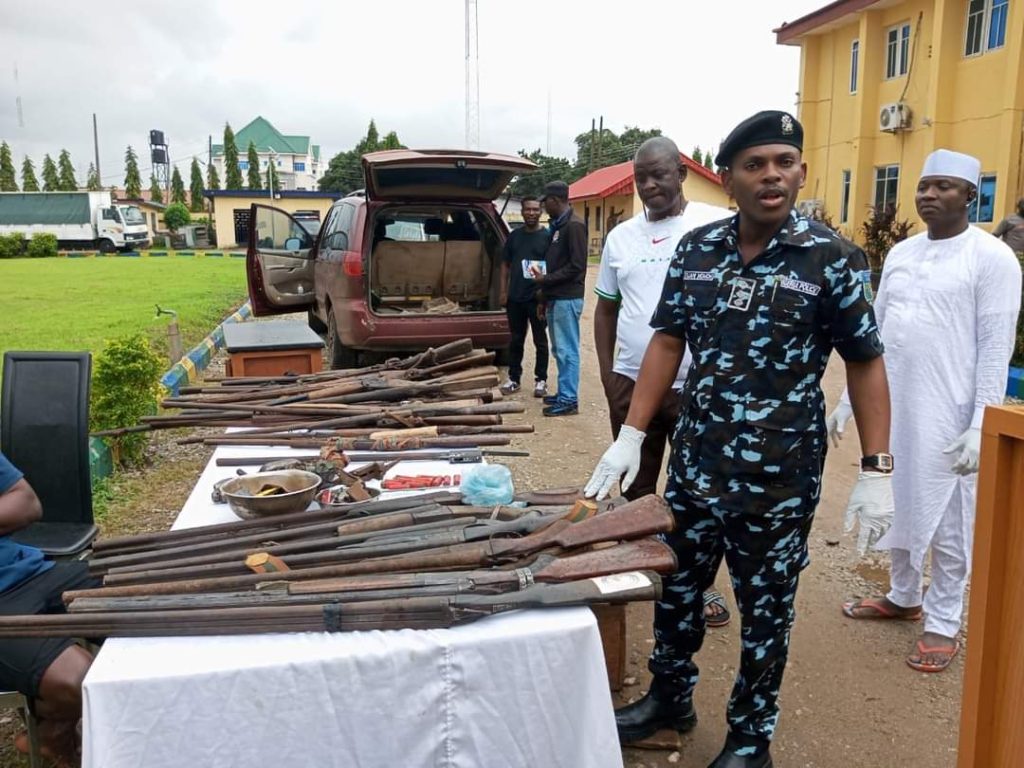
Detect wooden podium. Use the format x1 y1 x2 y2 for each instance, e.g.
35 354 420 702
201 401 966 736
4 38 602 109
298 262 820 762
957 405 1024 768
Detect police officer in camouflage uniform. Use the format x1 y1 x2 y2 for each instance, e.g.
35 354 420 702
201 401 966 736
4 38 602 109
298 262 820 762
585 111 895 768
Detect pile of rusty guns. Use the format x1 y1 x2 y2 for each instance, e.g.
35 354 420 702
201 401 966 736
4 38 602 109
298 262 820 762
0 492 675 638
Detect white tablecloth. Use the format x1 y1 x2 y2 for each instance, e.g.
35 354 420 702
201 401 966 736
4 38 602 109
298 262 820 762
81 444 623 768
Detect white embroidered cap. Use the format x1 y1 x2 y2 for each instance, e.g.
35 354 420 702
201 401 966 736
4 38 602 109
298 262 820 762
920 149 981 187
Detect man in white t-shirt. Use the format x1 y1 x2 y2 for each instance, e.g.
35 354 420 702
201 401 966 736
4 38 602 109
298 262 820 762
594 136 732 625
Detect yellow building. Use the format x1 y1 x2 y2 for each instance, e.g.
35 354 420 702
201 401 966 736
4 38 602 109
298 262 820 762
568 156 731 256
776 0 1022 242
204 190 342 248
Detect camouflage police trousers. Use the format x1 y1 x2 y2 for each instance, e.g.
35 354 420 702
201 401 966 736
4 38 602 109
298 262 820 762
649 487 815 752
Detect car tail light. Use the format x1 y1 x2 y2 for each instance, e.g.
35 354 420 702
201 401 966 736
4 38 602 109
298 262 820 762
343 252 363 277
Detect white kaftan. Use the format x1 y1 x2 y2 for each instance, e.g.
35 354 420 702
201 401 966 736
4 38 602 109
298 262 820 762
870 226 1021 569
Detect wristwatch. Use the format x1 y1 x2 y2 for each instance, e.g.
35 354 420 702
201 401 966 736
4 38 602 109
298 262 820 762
861 453 894 473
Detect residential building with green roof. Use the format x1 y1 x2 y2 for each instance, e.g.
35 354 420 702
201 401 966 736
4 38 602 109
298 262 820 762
212 116 322 191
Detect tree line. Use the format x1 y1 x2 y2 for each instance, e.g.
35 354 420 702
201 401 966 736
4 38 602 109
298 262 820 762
312 119 719 199
2 120 719 207
0 140 208 212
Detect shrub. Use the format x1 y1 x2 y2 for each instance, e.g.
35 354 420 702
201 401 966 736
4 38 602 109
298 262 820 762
91 334 164 467
859 204 913 273
0 232 24 258
26 232 58 258
164 202 191 233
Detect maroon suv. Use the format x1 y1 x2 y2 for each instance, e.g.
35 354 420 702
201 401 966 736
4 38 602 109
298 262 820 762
246 149 536 368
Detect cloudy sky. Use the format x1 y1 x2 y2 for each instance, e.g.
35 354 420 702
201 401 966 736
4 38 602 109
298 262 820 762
0 0 825 185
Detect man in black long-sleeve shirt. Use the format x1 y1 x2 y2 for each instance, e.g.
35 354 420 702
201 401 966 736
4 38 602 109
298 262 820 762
531 180 588 416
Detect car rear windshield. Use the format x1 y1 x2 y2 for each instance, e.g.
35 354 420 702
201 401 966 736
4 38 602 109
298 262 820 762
374 168 505 196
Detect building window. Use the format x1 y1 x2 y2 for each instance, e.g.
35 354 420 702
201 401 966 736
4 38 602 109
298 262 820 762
966 0 1008 55
874 165 900 208
966 0 986 53
850 40 860 93
841 170 852 223
968 174 997 222
989 0 1008 49
294 162 306 172
885 23 911 78
595 205 602 232
239 161 249 171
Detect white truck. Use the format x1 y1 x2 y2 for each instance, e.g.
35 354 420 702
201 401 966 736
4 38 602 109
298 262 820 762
0 191 151 252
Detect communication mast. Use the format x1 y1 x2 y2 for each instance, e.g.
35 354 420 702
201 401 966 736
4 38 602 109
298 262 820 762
464 0 480 150
149 130 169 196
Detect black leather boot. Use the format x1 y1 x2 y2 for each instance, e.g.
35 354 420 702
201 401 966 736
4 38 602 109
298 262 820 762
707 742 773 768
614 684 696 745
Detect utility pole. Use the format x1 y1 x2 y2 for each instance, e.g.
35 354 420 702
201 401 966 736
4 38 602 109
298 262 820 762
92 113 101 180
597 116 604 168
589 119 596 173
546 88 552 155
14 63 24 129
464 0 480 150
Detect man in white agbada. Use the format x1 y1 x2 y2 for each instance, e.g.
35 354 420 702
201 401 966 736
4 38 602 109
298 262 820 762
833 149 1022 672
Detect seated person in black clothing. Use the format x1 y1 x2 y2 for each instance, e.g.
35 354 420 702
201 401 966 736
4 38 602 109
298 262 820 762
0 450 100 765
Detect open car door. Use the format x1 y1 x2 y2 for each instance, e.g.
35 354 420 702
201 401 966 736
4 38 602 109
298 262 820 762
246 204 316 316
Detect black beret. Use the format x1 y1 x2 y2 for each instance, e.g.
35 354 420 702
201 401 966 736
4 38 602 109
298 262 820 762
715 111 803 168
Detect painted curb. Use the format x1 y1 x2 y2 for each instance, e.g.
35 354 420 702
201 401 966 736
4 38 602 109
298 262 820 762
159 301 253 396
1008 366 1024 398
54 250 246 258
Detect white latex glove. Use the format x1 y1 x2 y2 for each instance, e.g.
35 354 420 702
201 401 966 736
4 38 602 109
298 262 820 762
584 425 646 500
826 401 854 449
942 427 982 475
843 471 895 556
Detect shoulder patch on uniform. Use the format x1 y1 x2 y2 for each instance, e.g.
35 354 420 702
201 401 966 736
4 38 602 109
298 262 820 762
859 270 874 303
684 270 715 281
778 276 822 297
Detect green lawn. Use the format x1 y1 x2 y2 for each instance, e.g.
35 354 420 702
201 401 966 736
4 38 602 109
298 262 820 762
0 258 248 363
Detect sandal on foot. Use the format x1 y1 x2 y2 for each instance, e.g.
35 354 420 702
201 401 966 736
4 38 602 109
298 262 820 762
703 590 731 628
842 597 922 621
906 638 960 673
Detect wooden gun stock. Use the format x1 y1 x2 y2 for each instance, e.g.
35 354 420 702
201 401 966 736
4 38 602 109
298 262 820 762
12 572 663 638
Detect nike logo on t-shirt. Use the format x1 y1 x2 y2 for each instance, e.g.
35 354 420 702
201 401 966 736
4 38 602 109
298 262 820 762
652 236 670 244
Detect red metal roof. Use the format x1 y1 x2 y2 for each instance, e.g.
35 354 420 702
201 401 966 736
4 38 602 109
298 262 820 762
568 154 721 202
775 0 880 45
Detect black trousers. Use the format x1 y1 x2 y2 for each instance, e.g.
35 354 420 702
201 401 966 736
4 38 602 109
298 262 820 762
505 299 548 383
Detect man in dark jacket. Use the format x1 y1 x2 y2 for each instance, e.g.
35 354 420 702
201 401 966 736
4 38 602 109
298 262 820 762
532 180 588 416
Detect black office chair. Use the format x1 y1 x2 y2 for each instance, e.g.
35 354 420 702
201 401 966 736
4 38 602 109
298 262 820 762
1 352 97 557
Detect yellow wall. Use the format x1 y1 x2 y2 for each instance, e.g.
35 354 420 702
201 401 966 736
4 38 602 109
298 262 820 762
792 0 1024 242
210 195 338 247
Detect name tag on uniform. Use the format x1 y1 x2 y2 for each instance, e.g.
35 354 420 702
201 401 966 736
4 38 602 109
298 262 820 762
726 276 757 311
778 276 822 297
684 271 715 282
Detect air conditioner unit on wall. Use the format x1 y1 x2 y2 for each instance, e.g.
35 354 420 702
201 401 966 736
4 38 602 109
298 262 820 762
879 102 912 132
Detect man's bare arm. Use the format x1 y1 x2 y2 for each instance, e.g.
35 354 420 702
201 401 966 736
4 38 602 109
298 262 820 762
623 331 685 432
0 478 43 536
594 297 620 388
845 357 891 456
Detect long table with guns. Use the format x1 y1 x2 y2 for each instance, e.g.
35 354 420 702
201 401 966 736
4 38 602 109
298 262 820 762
72 441 647 768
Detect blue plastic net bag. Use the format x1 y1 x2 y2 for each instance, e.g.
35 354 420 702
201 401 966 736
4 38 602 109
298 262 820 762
460 464 515 506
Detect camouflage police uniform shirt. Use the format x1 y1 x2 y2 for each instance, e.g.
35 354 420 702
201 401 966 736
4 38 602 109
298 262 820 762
651 209 883 514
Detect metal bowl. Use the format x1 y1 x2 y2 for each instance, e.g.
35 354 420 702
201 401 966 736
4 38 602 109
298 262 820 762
219 470 322 519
